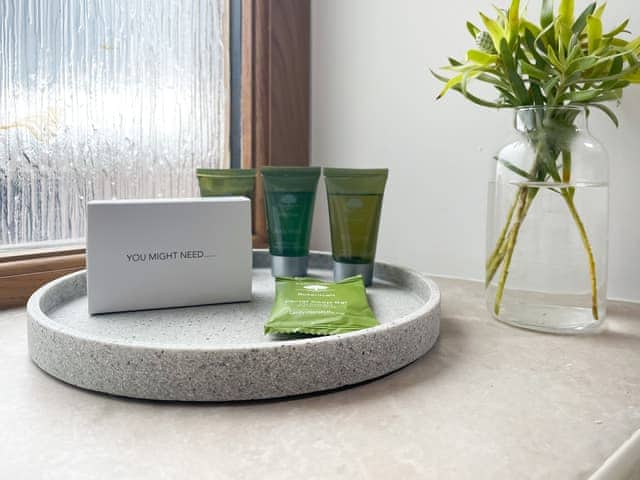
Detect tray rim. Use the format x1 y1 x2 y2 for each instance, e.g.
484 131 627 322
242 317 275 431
27 250 440 353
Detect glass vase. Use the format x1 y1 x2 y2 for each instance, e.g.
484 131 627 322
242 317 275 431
486 106 609 334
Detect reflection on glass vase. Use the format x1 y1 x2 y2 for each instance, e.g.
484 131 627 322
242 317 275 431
486 106 609 334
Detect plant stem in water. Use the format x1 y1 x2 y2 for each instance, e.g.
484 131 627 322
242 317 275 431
493 187 529 316
486 187 537 286
562 191 599 320
485 190 518 285
562 151 575 200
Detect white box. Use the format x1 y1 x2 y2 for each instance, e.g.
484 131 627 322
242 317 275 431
87 197 252 314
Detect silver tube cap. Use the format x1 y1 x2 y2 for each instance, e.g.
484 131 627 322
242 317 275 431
333 261 374 286
270 255 309 277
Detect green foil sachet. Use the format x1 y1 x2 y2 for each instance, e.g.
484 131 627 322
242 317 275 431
264 275 380 336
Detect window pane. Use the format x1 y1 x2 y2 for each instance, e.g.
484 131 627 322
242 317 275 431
0 0 227 249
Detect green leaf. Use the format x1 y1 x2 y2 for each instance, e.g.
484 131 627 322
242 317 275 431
476 73 511 89
543 76 560 90
563 88 622 103
496 156 536 180
594 3 606 19
500 38 529 103
496 86 519 104
543 76 560 97
628 36 640 52
589 50 634 71
587 15 603 53
565 89 602 102
604 19 629 38
491 6 509 27
521 19 542 38
431 69 503 108
611 38 629 48
523 29 553 71
521 62 550 80
572 3 596 35
444 62 481 73
460 68 484 94
558 38 566 63
434 73 464 99
609 56 624 76
565 34 582 63
541 0 554 29
558 0 575 25
529 82 547 105
508 0 521 42
625 70 640 83
467 21 481 39
588 103 620 127
430 69 451 83
457 88 504 108
594 90 623 102
564 65 640 86
541 0 556 44
557 0 575 46
604 80 631 91
480 12 506 53
467 49 499 65
546 45 563 70
567 56 598 75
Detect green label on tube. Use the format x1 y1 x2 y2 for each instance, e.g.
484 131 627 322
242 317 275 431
328 193 383 263
261 167 321 258
264 191 316 256
324 168 388 265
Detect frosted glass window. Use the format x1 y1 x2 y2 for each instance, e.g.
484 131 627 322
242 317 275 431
0 0 227 249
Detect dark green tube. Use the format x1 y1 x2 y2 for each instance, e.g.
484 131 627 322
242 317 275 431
261 167 321 277
196 168 256 199
323 168 388 286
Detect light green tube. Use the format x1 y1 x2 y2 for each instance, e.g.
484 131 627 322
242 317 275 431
261 167 321 277
196 168 256 199
323 168 388 286
197 169 257 232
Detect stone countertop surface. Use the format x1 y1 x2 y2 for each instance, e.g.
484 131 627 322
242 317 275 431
1 278 639 480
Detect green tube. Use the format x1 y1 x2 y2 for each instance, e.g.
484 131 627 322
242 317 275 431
197 168 257 232
196 168 256 199
323 168 388 286
261 167 321 277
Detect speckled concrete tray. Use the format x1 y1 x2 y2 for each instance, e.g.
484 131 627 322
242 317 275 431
27 250 440 402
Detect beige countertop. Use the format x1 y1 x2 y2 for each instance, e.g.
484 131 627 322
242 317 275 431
1 277 639 479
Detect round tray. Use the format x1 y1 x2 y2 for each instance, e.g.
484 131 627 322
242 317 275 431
27 250 440 401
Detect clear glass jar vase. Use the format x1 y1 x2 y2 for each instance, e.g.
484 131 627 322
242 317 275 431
486 106 609 334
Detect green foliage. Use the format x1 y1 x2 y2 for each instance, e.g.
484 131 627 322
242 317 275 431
433 0 640 125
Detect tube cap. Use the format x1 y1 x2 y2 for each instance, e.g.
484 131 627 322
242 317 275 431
333 261 374 286
271 255 309 277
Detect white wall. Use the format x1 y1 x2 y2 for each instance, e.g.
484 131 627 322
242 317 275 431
310 0 640 302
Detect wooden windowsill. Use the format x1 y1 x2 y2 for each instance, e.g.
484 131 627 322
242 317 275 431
0 246 85 263
0 250 87 309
